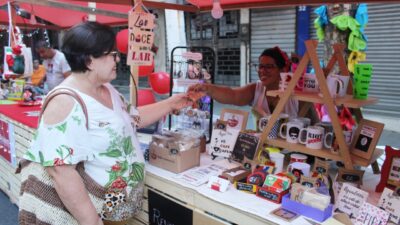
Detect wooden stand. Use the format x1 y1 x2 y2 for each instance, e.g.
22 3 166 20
257 40 382 170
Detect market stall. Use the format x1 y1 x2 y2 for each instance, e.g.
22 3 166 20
1 1 400 225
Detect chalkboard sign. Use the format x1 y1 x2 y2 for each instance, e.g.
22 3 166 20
235 182 256 193
148 189 193 225
257 188 278 201
231 132 260 162
337 168 365 186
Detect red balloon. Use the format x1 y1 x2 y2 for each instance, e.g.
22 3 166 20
116 29 129 54
149 72 171 95
138 89 156 106
138 62 154 77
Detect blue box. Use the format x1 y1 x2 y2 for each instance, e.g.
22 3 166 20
281 194 333 222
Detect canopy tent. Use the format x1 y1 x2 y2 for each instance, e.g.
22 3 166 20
0 0 131 29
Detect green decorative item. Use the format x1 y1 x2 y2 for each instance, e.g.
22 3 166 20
330 15 361 32
314 18 325 41
348 31 367 51
353 64 372 99
12 55 25 75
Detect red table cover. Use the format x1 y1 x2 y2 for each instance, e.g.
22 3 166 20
0 104 41 129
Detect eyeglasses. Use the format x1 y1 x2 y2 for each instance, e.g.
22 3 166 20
249 63 278 72
105 51 120 62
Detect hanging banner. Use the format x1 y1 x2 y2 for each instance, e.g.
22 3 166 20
127 9 155 66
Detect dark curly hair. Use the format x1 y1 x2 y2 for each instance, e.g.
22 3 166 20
259 46 289 69
61 22 115 73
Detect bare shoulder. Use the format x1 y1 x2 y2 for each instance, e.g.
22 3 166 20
42 95 76 125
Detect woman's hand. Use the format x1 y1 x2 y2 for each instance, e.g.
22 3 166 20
187 83 209 94
167 93 193 112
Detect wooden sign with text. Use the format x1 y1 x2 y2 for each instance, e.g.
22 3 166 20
377 187 400 224
127 10 155 66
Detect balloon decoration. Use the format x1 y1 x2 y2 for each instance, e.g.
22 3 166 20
138 89 156 106
148 72 171 95
138 62 154 77
116 29 129 54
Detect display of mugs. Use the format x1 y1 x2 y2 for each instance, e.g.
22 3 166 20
287 162 311 181
298 126 325 149
325 130 353 154
279 121 304 144
303 73 319 93
326 74 350 98
279 72 302 91
290 153 308 163
258 115 280 139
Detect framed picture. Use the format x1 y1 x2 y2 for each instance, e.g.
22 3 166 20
376 145 400 192
270 207 299 222
220 108 249 131
350 119 384 160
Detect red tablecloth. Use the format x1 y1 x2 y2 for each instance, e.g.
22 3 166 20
0 104 41 129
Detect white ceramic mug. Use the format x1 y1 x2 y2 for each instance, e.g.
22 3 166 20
287 162 311 180
330 74 350 97
298 126 325 149
258 115 280 139
324 130 353 154
290 153 308 163
270 152 285 174
279 72 302 91
303 73 319 93
326 75 344 98
279 121 304 144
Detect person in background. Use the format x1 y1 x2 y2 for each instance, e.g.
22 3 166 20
188 47 299 125
28 59 46 94
35 40 71 92
19 22 192 225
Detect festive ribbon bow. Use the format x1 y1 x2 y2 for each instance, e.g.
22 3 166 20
347 51 366 73
313 5 328 41
355 4 368 32
314 6 328 26
330 15 360 32
330 15 366 51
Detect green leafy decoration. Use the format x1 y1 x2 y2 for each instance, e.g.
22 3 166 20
25 151 36 161
56 122 67 133
123 137 133 155
39 151 44 164
129 162 145 183
71 116 82 126
32 131 38 141
99 149 122 158
120 160 128 175
105 170 118 187
43 160 54 167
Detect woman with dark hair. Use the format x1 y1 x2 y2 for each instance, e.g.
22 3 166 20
19 22 192 225
188 47 299 125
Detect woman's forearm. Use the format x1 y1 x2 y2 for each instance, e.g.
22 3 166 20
137 98 172 128
47 165 103 225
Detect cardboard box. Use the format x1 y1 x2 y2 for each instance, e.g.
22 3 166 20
282 194 333 222
222 166 251 183
149 133 200 173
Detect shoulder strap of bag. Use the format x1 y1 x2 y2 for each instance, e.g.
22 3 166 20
39 87 89 129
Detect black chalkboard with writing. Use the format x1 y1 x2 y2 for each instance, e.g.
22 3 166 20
232 132 260 162
257 188 278 201
148 189 193 225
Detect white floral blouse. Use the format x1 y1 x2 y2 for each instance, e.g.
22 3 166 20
24 83 145 190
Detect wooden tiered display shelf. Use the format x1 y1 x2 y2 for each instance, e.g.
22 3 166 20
257 40 382 170
266 90 378 108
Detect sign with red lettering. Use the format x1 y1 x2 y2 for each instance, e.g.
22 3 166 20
127 10 155 66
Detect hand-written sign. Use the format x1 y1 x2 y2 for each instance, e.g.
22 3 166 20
377 187 400 224
235 182 257 193
209 126 240 159
231 132 260 162
354 202 389 225
148 189 193 225
128 10 155 66
335 183 369 219
257 188 278 201
337 168 365 186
